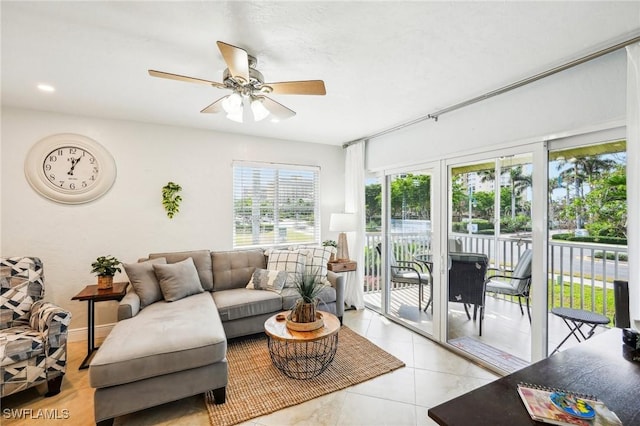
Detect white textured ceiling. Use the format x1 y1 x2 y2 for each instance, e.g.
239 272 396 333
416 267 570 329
2 1 640 146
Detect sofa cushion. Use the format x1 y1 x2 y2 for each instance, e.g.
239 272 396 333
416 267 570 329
148 250 213 291
213 288 282 322
246 269 287 294
299 246 335 284
123 257 166 308
153 258 204 302
211 250 266 291
89 292 225 388
266 249 306 288
281 285 336 311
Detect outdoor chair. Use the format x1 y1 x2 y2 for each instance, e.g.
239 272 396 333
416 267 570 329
449 237 463 253
376 243 432 311
448 252 488 336
613 279 630 328
0 257 72 397
484 248 533 322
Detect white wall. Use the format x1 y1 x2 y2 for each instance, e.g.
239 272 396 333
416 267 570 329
367 49 626 170
1 108 345 334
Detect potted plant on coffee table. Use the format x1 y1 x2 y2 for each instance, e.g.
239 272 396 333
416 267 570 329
287 269 326 331
91 255 122 290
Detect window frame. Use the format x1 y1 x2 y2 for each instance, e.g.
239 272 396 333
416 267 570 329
232 161 321 249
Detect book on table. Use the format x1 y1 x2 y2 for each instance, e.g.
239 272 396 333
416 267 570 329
516 383 622 426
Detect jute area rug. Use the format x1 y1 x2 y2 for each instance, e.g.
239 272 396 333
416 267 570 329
205 325 405 426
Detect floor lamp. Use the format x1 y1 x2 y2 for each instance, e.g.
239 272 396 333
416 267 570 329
330 213 357 261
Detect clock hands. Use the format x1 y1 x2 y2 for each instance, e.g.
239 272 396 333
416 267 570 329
67 156 82 176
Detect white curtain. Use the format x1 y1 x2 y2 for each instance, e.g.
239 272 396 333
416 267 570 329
344 141 365 309
626 43 640 323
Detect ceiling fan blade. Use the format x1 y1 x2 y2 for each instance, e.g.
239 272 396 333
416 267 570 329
216 41 249 82
200 96 228 114
148 70 226 88
263 80 326 96
261 96 296 121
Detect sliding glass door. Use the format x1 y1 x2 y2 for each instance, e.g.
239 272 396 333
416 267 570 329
546 137 627 355
364 164 439 338
447 152 534 371
384 171 434 334
362 127 626 371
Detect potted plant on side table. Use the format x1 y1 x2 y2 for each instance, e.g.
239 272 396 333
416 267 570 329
322 240 338 262
91 255 122 290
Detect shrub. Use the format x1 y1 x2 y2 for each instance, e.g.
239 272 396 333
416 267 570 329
594 251 628 261
452 219 494 233
551 233 627 245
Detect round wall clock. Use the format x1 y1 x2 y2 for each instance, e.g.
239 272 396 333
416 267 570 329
24 133 117 204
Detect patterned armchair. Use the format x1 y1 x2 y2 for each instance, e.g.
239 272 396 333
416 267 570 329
1 257 71 397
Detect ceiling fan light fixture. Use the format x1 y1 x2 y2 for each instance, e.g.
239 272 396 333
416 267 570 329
149 41 326 123
250 97 270 122
226 110 243 123
221 92 243 114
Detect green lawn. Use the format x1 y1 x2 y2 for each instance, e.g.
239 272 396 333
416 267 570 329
234 229 313 246
548 281 615 323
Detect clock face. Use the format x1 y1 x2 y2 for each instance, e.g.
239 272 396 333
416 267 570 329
43 146 100 191
25 133 116 204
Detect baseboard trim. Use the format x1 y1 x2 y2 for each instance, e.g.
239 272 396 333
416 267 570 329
68 323 115 343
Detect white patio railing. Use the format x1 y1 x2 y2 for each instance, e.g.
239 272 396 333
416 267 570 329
364 232 628 319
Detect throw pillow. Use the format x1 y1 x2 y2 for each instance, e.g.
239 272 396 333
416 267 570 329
152 257 204 302
299 246 335 283
246 268 288 293
266 249 306 287
123 257 167 308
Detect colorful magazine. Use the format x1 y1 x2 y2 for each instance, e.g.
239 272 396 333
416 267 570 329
517 383 622 426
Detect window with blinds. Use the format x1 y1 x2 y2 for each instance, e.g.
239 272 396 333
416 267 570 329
233 161 320 248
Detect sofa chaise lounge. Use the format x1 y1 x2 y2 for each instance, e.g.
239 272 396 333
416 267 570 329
89 247 344 425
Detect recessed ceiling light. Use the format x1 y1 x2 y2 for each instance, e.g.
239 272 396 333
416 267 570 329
37 84 55 92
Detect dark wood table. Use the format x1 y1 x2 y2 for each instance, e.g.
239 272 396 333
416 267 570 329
428 328 640 425
71 282 129 369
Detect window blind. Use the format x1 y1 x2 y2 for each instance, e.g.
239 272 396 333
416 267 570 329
233 161 320 248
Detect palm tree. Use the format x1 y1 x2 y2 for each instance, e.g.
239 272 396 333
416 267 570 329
478 166 531 219
508 166 532 219
556 156 615 228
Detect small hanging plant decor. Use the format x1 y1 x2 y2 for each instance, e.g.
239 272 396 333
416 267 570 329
162 181 182 219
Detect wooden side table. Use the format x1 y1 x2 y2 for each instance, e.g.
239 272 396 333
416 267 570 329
327 260 356 273
71 282 129 369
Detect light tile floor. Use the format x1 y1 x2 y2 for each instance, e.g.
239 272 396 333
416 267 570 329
366 286 611 366
2 308 498 426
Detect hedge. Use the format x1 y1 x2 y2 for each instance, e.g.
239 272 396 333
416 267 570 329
551 233 627 245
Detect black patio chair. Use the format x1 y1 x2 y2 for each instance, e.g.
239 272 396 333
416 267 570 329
376 243 432 311
613 279 630 328
448 252 489 336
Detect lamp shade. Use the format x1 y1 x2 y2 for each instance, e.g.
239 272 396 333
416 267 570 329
222 92 243 114
251 97 270 121
329 213 357 232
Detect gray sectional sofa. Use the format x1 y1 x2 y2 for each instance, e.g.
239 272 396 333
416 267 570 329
89 248 344 425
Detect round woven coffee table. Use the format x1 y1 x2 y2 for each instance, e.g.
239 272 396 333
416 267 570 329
264 310 340 380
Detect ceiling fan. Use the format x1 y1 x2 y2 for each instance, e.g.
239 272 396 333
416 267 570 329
149 41 326 123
